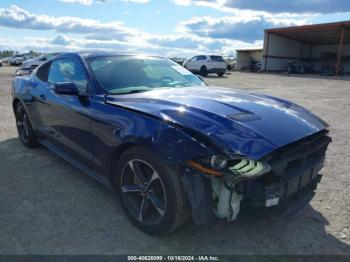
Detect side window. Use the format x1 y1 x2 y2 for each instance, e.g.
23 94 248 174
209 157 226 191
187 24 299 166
36 62 51 82
48 59 88 94
190 56 198 62
197 56 206 61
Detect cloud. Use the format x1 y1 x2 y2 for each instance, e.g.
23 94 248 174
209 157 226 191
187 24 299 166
49 34 71 45
60 0 151 5
148 35 203 49
173 0 350 14
177 14 307 42
60 0 150 4
0 5 262 57
121 0 151 3
0 5 143 41
1 32 256 57
60 0 108 5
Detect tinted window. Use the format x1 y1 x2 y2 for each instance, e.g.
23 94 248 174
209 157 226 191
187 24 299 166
190 56 198 62
48 59 88 93
36 62 51 82
210 56 225 62
197 56 207 61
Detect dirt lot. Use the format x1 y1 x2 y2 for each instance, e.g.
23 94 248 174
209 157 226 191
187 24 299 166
0 65 349 255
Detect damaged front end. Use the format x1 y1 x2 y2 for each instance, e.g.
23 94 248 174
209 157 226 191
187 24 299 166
183 130 331 225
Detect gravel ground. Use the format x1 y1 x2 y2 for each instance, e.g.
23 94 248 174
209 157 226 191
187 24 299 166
0 66 349 255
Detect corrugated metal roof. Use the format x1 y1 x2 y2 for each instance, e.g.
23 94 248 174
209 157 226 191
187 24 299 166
265 21 350 44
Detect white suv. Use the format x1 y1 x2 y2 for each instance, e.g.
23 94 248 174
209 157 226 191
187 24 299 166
10 55 25 66
183 55 227 77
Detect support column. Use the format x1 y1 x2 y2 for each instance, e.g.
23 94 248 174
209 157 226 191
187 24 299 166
336 26 345 75
264 32 270 71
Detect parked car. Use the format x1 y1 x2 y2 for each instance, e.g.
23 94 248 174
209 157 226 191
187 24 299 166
12 51 331 235
183 55 227 77
10 54 25 66
1 57 11 64
21 52 61 69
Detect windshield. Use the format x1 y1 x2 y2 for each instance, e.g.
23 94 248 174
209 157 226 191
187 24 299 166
87 55 205 94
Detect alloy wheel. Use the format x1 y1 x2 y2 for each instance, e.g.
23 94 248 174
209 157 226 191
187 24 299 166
120 159 167 225
16 106 29 143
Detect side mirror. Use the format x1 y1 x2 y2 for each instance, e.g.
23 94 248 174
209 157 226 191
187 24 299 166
54 82 79 95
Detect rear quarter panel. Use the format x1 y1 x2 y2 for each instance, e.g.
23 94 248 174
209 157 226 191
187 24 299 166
12 75 40 130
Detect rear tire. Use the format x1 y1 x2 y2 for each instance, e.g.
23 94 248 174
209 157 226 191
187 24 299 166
200 66 208 77
15 103 38 148
115 147 190 235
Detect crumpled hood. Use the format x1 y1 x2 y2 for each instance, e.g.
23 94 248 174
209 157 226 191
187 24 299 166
105 86 327 160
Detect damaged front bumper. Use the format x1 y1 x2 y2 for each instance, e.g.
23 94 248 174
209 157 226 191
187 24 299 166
183 130 331 225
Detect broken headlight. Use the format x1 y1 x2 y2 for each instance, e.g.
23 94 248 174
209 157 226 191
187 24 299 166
210 155 228 169
187 154 271 179
228 158 271 179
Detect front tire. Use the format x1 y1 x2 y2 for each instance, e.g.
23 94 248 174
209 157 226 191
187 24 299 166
115 147 189 235
15 103 38 148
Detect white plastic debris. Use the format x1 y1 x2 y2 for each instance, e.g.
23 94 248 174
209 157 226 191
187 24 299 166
211 178 242 221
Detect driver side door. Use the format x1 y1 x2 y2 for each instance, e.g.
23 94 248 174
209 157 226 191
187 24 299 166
38 58 94 167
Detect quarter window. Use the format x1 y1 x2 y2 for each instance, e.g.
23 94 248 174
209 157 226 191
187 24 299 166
36 62 51 82
48 59 88 94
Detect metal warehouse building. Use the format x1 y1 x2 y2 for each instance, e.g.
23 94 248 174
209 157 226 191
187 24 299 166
262 21 350 75
235 49 263 70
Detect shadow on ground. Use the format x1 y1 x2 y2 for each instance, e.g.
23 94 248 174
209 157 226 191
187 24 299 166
0 137 349 255
204 75 229 79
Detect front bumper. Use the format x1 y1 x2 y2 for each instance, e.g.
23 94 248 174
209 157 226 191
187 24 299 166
184 130 331 225
242 167 323 208
242 130 330 207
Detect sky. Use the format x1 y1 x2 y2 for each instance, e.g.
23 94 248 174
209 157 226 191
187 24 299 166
0 0 350 57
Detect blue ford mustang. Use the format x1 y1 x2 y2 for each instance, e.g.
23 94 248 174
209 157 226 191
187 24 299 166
12 51 331 235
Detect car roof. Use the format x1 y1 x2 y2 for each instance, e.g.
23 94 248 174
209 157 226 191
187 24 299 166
71 50 165 60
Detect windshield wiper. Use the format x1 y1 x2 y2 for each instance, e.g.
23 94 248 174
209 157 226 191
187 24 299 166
111 89 150 95
106 87 153 95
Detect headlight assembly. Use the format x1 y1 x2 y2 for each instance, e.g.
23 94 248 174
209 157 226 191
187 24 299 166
187 154 271 179
228 159 271 178
210 155 228 169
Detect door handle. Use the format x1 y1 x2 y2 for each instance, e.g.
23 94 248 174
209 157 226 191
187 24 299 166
40 94 46 100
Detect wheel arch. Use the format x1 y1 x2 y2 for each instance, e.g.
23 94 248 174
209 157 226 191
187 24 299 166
12 97 38 135
110 142 143 188
12 97 21 112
